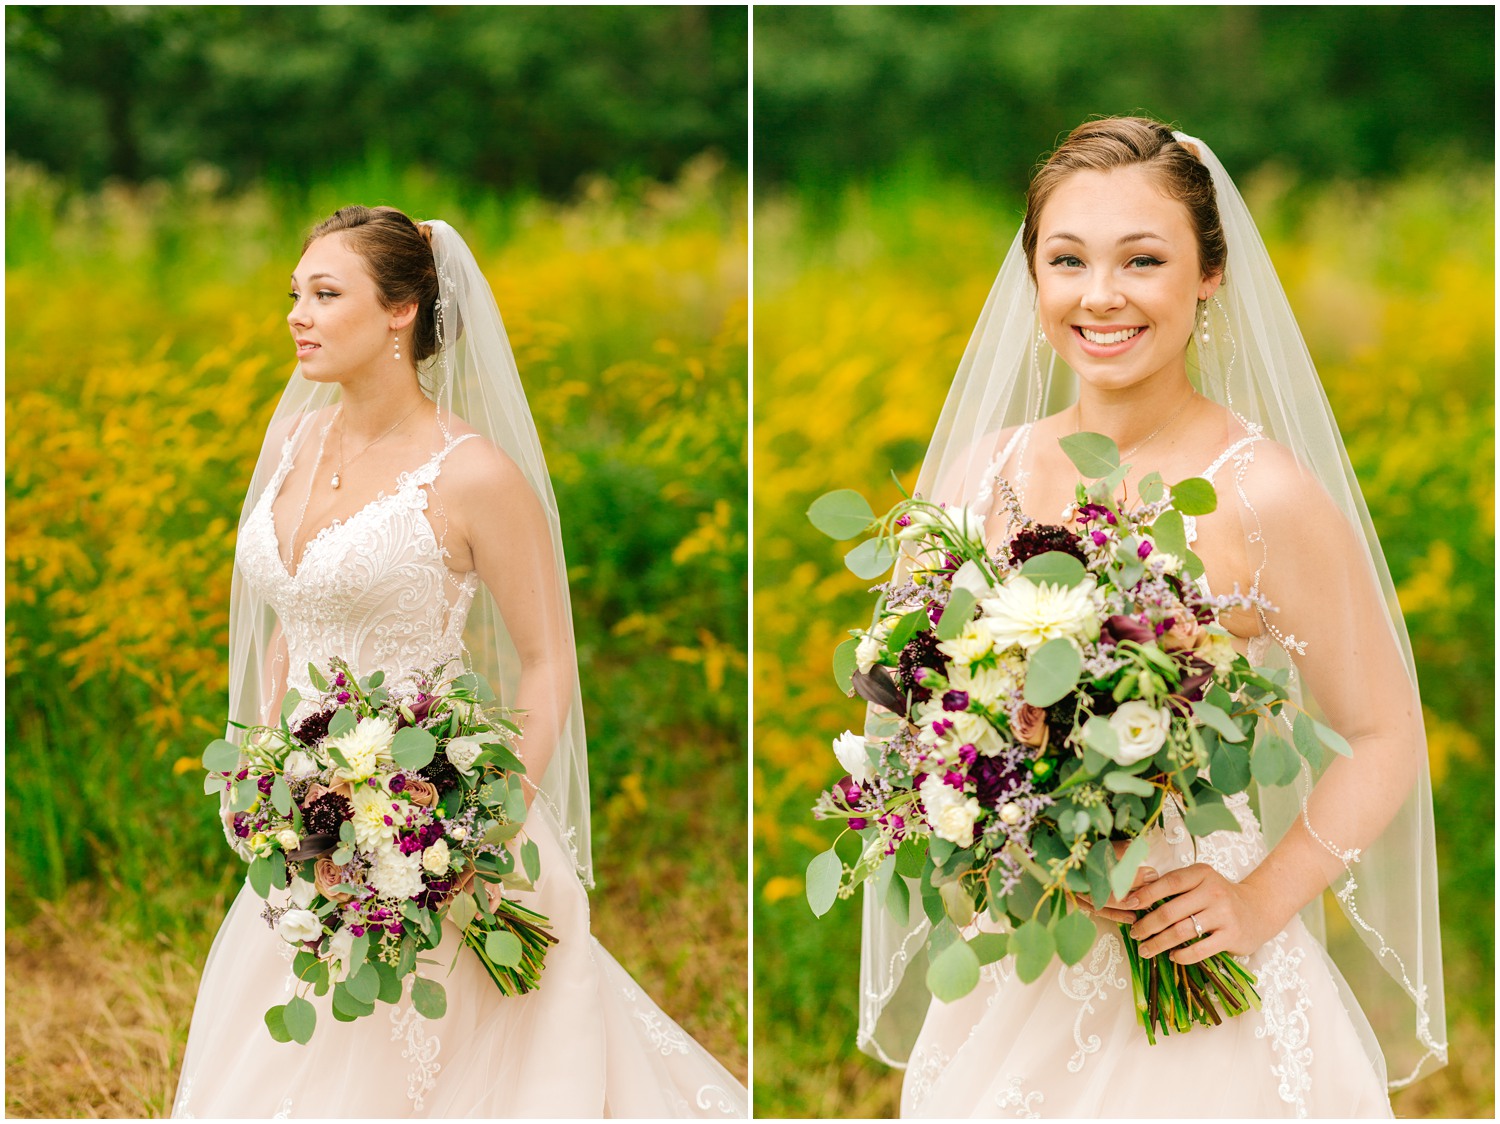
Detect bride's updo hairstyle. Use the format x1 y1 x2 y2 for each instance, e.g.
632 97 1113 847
1021 116 1228 284
305 205 443 362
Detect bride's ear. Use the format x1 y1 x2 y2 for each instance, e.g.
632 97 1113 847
1198 271 1224 302
390 301 420 333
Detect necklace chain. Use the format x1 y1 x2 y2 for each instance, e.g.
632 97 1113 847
332 398 426 489
1076 391 1198 461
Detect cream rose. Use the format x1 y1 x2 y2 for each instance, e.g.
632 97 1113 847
276 828 300 851
919 774 982 848
855 634 882 675
282 750 318 779
1106 701 1172 765
421 839 452 876
325 927 356 983
445 736 484 776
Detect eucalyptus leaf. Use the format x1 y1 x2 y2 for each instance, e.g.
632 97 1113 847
249 855 273 898
1085 839 1115 909
807 489 877 540
283 996 316 1044
1102 771 1155 797
935 588 977 641
202 738 240 773
481 742 526 774
1169 477 1218 516
925 931 981 1001
1208 740 1252 794
1313 717 1353 758
885 868 912 925
1054 908 1099 966
328 707 356 738
1149 508 1189 560
845 538 896 580
1183 802 1242 836
447 892 477 933
1138 472 1165 504
271 775 292 817
485 929 524 967
232 775 259 812
1193 700 1246 743
1108 834 1152 901
391 726 437 771
521 839 541 883
345 962 380 1005
1022 638 1083 707
306 663 330 692
805 848 843 917
374 961 404 1005
269 850 288 891
332 981 375 1019
887 608 930 652
280 688 303 722
1019 551 1087 589
832 637 859 695
264 1003 293 1043
1059 432 1121 479
1082 717 1119 761
410 976 447 1020
1012 919 1058 983
970 931 1010 965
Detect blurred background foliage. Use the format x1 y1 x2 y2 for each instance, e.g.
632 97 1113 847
753 5 1493 1119
5 6 746 1116
755 5 1493 195
7 5 747 195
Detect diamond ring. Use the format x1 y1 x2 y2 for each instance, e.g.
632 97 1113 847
1191 913 1205 938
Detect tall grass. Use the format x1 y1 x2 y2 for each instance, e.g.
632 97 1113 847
4 153 748 1111
752 168 1493 1117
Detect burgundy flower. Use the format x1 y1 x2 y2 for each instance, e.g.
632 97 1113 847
292 708 335 746
1137 540 1154 559
835 776 863 806
942 690 969 712
303 792 354 836
972 756 1026 808
898 631 943 704
1091 530 1108 547
957 742 978 766
257 774 274 795
1009 524 1088 566
942 769 966 789
847 817 868 831
1177 655 1216 703
1103 614 1155 646
336 690 352 704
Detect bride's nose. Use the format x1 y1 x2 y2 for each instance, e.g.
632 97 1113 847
287 300 310 330
1080 271 1125 314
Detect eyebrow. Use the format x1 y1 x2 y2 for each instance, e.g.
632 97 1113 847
289 272 342 283
1044 231 1167 246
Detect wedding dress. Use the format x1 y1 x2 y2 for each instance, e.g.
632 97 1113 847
171 420 747 1118
898 429 1390 1120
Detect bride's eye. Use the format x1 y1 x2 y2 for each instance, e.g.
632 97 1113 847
1047 255 1083 268
316 290 339 301
287 290 299 302
1128 256 1165 269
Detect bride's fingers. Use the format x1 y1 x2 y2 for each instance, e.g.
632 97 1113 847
1168 929 1227 966
1091 906 1138 924
1128 892 1208 955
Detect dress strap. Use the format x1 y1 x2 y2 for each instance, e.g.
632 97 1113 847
406 432 482 489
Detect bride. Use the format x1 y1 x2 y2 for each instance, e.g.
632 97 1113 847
859 118 1446 1117
172 206 747 1118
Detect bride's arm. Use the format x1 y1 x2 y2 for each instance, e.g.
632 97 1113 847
1128 445 1426 961
445 442 576 810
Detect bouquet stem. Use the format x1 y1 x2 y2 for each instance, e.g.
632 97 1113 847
463 898 559 997
1120 924 1261 1044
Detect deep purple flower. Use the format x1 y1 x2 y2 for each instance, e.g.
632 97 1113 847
389 774 408 793
257 774 274 795
336 690 352 704
232 813 250 838
386 922 404 937
972 755 1025 807
349 924 366 937
931 718 954 738
1009 523 1089 566
383 815 394 826
1103 614 1155 646
293 708 335 746
303 792 353 835
898 631 943 704
334 672 347 688
835 776 863 806
895 514 912 527
1177 655 1216 703
235 767 249 781
958 743 979 766
942 690 970 712
398 835 424 855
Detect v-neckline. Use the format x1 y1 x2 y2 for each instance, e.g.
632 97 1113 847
268 444 446 581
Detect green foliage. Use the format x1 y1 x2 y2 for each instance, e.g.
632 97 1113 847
754 6 1493 192
7 6 747 195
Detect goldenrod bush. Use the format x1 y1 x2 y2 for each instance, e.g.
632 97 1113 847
752 170 1493 1116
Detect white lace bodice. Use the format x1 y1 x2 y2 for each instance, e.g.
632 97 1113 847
237 424 482 717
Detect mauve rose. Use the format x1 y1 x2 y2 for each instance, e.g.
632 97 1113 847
1161 611 1206 653
1103 614 1155 646
401 776 439 808
1012 703 1049 748
314 857 357 903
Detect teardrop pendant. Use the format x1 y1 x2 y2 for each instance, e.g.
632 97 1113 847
331 472 341 489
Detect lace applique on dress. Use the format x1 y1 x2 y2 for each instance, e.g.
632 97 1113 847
694 1085 742 1115
1254 932 1315 1117
391 1002 441 1111
994 1074 1043 1118
1058 927 1129 1074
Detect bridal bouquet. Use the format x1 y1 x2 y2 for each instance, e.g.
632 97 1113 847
805 433 1351 1042
202 658 555 1045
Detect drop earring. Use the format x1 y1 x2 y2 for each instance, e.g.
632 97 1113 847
1196 300 1211 343
393 333 402 361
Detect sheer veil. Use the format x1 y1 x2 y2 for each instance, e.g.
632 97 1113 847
220 218 593 888
857 132 1446 1089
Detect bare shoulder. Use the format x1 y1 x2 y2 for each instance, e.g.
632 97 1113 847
439 428 530 504
1233 432 1345 529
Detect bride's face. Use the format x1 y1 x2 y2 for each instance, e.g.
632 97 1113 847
1033 165 1220 394
287 234 396 383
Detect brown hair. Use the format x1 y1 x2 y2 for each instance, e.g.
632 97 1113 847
303 205 440 361
1021 117 1227 284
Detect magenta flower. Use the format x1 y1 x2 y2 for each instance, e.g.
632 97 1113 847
1138 540 1154 559
942 689 970 712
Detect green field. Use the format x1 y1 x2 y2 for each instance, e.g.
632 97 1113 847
4 154 748 1115
753 167 1494 1117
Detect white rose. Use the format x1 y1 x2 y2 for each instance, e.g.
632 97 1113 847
855 635 882 675
329 716 396 783
276 908 323 945
999 801 1023 825
919 774 981 848
369 848 426 900
1106 701 1172 765
937 619 995 667
445 735 484 776
283 750 318 779
288 876 317 910
276 828 300 851
982 576 1100 653
421 839 452 876
945 504 989 549
325 926 356 983
832 730 874 785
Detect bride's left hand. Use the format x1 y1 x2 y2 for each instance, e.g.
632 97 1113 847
1121 863 1283 965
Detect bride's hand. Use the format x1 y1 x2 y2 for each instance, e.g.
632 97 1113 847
1076 842 1157 925
1122 862 1281 964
